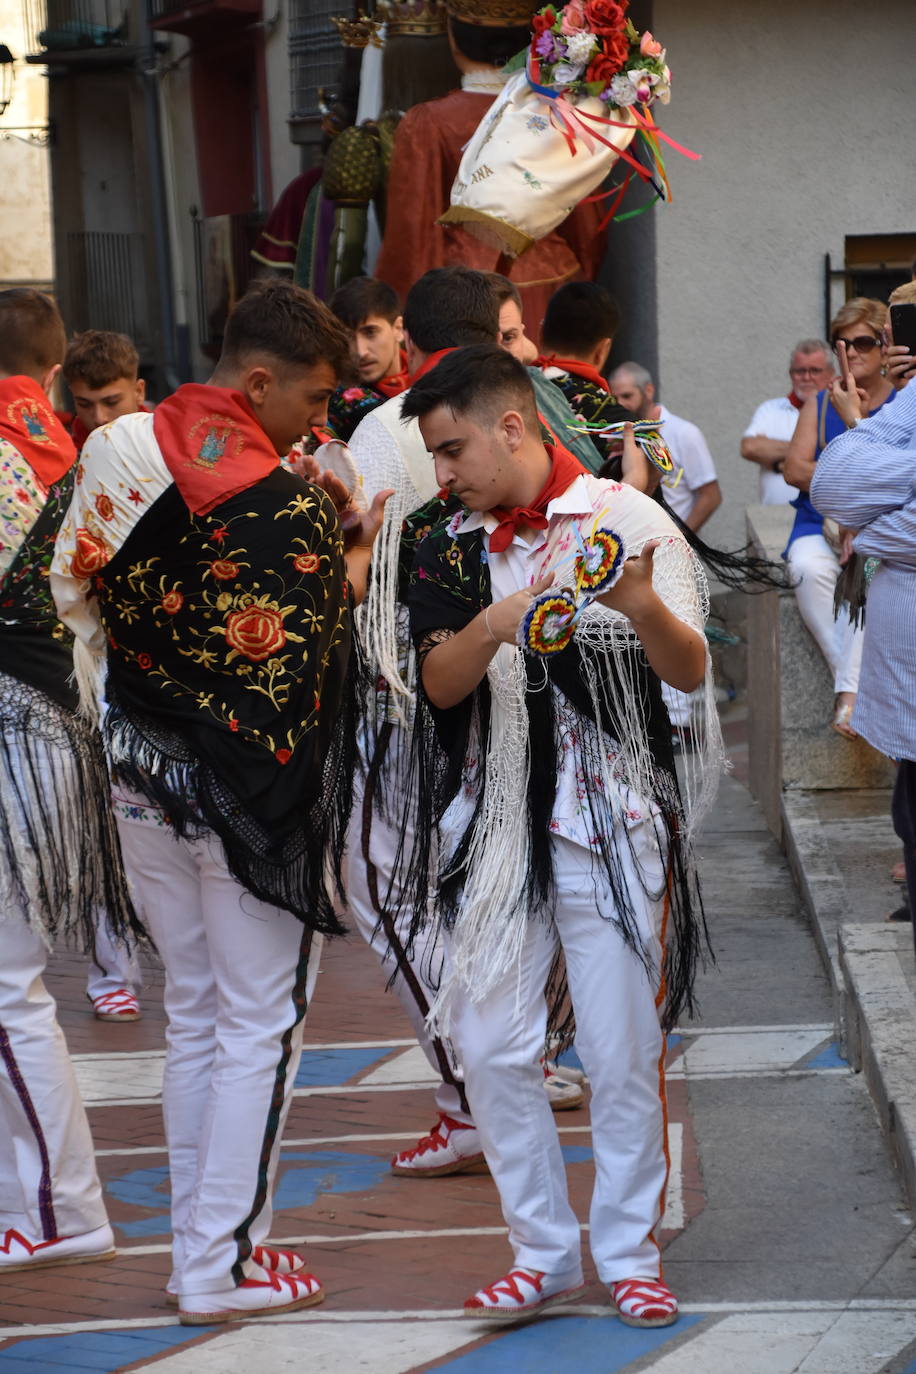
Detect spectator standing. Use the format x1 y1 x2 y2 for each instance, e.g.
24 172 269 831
783 299 894 736
741 340 834 504
610 363 722 532
811 377 916 950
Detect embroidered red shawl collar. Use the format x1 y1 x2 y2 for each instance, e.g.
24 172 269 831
153 384 279 515
0 376 76 488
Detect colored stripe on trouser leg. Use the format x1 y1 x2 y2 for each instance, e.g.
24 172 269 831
230 928 313 1285
0 1021 56 1240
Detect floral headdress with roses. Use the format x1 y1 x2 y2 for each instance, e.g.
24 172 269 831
526 0 670 109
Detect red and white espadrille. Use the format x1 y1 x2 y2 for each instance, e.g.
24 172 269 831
91 988 141 1022
464 1267 584 1320
178 1268 324 1325
166 1244 308 1304
610 1277 679 1327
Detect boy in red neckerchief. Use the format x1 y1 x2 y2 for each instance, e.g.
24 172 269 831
538 281 634 473
62 331 149 1021
0 290 138 1276
401 344 716 1327
52 279 389 1325
62 330 148 453
325 276 408 442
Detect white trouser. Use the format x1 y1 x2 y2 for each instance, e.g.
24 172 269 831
86 914 142 1001
787 533 863 694
661 681 694 729
0 918 109 1240
449 830 668 1283
115 800 318 1296
343 743 473 1126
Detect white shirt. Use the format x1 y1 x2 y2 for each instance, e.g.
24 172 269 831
441 475 705 852
657 405 718 522
742 395 801 505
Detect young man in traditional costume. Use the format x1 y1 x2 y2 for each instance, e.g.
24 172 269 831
62 328 148 1022
345 267 590 1181
0 289 139 1274
326 276 407 442
400 344 717 1324
375 0 606 341
51 279 386 1324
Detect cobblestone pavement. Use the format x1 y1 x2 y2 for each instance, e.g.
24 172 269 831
3 714 916 1372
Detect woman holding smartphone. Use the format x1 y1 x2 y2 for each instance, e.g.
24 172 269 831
783 297 894 737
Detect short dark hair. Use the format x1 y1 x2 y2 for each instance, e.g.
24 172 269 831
63 330 139 390
402 268 499 354
220 278 351 378
541 282 621 357
330 276 401 331
448 16 530 66
401 343 538 429
483 271 522 312
0 288 67 378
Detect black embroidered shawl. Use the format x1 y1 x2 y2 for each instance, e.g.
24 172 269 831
97 467 359 932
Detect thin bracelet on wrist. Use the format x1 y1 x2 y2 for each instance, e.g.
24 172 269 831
483 605 499 644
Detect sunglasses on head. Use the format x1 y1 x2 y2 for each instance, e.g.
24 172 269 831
832 335 881 354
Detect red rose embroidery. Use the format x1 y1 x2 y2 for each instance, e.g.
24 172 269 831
225 605 287 662
211 525 229 544
293 552 320 574
161 589 183 614
211 559 240 581
71 528 110 580
228 716 239 732
95 492 115 522
275 747 292 764
137 653 153 670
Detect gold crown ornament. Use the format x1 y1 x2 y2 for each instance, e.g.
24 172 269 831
376 0 448 37
331 11 383 46
445 0 540 25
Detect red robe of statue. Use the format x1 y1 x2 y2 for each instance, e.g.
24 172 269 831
375 88 607 340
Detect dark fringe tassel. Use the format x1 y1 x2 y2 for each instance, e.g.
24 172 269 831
833 553 869 629
0 675 141 952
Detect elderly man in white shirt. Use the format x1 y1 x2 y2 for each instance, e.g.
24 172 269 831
610 362 721 532
740 339 835 504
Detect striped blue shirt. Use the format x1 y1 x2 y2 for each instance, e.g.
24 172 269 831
811 381 916 760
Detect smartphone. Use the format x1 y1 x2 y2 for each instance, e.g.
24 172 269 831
890 303 916 355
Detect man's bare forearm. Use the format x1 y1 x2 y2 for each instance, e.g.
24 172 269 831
740 436 790 467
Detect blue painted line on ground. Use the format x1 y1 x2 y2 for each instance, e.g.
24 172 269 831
560 1146 594 1164
294 1045 391 1087
436 1313 704 1372
900 1359 916 1374
106 1148 393 1238
804 1040 848 1069
0 1325 216 1372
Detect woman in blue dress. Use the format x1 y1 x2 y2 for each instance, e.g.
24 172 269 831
784 297 894 736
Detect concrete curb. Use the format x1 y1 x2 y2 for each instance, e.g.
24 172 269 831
782 793 916 1211
840 923 916 1210
780 791 853 1044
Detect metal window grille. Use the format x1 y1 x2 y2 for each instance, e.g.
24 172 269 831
288 0 342 124
66 231 143 338
24 0 127 51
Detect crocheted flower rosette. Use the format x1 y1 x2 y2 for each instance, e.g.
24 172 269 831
517 527 627 656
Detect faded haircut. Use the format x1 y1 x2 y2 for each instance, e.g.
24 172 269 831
220 278 350 378
401 343 539 430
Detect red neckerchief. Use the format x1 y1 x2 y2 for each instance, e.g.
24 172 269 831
539 354 610 394
788 391 805 410
408 347 457 385
0 376 76 488
376 348 409 399
70 403 152 454
153 384 279 516
488 443 586 554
